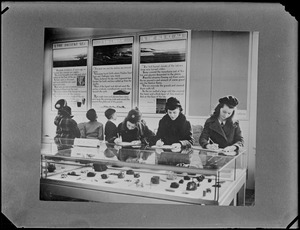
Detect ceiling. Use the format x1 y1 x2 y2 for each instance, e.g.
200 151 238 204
45 27 186 41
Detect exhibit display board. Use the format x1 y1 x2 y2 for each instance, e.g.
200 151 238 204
51 40 88 111
138 32 188 114
49 30 250 119
92 37 134 113
50 32 190 115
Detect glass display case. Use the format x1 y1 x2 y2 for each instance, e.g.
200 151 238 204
40 137 247 205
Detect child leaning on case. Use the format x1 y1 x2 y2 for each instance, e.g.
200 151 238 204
81 109 104 140
104 108 118 142
113 108 155 145
199 95 244 152
154 97 194 149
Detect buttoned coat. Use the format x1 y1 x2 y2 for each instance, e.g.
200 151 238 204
155 113 194 147
199 117 244 149
116 120 155 145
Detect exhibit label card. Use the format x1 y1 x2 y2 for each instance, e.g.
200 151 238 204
52 41 88 111
139 32 188 114
92 37 133 112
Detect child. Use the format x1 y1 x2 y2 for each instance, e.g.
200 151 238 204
155 97 194 149
104 108 118 142
114 108 155 145
199 95 244 152
54 105 81 149
54 99 68 134
81 109 104 140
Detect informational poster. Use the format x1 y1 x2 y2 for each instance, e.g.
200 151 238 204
52 40 88 111
92 37 133 113
138 32 188 114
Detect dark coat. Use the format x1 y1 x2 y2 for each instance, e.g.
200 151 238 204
104 120 117 142
54 116 81 139
199 117 244 149
155 113 194 147
117 120 155 145
54 115 81 150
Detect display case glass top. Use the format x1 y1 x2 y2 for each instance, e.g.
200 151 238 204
41 137 246 205
41 137 245 176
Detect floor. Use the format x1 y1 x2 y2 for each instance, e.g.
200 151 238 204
41 189 256 206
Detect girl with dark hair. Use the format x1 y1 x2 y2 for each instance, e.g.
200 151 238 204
104 108 117 142
154 97 194 150
113 108 155 145
199 95 244 152
81 109 103 140
54 105 81 149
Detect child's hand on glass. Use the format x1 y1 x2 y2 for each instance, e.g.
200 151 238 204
114 137 122 144
223 145 237 152
171 143 181 152
156 139 164 146
131 140 141 145
207 143 219 150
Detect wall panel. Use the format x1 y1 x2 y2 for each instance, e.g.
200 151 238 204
189 31 213 116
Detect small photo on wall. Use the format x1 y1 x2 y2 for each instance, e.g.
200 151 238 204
77 76 85 86
156 98 167 114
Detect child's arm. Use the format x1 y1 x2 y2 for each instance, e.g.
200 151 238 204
98 123 104 140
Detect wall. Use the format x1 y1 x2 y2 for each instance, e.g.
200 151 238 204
189 31 249 116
